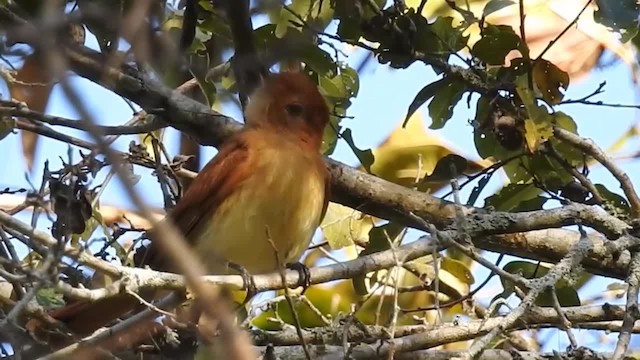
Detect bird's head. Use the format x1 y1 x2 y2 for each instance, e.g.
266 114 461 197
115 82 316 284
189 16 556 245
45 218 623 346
244 72 330 149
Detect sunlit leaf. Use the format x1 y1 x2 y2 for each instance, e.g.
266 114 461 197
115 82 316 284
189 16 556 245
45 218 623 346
251 281 355 330
320 203 375 249
441 257 475 286
516 75 553 152
274 0 334 38
374 115 489 192
36 288 65 310
524 117 552 152
408 0 638 81
606 124 640 154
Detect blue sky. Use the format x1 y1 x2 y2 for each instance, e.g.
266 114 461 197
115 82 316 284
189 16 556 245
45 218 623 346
1 9 639 354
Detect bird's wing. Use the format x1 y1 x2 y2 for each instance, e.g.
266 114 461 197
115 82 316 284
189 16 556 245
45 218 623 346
321 166 331 220
172 136 252 238
138 134 253 271
27 135 255 344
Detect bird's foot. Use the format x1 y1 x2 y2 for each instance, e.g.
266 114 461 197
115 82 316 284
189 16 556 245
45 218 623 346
286 262 311 294
227 261 257 307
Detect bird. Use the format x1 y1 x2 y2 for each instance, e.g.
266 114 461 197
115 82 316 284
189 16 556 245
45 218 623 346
31 71 331 347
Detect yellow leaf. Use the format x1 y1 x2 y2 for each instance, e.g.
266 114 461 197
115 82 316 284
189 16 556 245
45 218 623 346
10 53 54 171
369 114 490 192
524 118 553 152
251 280 356 330
320 203 375 249
607 125 639 154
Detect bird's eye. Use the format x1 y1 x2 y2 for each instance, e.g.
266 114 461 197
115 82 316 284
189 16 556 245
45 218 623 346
285 103 304 118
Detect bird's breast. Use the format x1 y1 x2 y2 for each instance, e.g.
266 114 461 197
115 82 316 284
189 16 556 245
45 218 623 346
193 146 326 275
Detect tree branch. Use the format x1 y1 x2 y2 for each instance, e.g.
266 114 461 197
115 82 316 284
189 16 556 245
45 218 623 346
223 0 267 107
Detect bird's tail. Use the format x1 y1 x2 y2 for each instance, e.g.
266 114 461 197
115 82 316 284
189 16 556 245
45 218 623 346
26 294 155 352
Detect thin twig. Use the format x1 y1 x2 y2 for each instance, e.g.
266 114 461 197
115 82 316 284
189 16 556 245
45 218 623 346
535 0 593 61
0 102 166 135
267 233 312 360
612 251 640 359
550 285 578 348
554 127 640 218
467 223 593 358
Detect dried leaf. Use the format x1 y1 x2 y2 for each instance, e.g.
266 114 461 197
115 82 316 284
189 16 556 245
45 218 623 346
10 54 54 171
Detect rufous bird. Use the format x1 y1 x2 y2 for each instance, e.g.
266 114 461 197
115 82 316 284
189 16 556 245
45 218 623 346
33 72 331 346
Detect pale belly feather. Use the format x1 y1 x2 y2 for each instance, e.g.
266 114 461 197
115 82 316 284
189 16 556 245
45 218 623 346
193 147 325 275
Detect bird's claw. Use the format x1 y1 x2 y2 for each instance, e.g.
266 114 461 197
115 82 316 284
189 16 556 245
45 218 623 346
286 262 311 294
227 261 257 307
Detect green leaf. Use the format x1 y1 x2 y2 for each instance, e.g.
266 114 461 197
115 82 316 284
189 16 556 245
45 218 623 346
472 24 521 65
404 77 453 127
253 25 337 76
515 75 553 152
428 80 466 129
320 203 374 250
501 261 581 307
474 94 494 128
596 183 631 218
339 66 360 98
552 111 578 133
424 154 468 182
536 286 581 307
593 0 639 42
353 222 405 295
321 111 341 156
482 0 515 17
467 174 492 206
341 129 374 172
298 42 336 76
550 112 583 166
528 153 572 185
190 59 217 107
199 16 233 40
275 0 335 38
318 66 358 156
36 288 65 310
412 15 468 56
0 116 15 140
427 16 469 53
441 257 475 286
485 183 547 212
